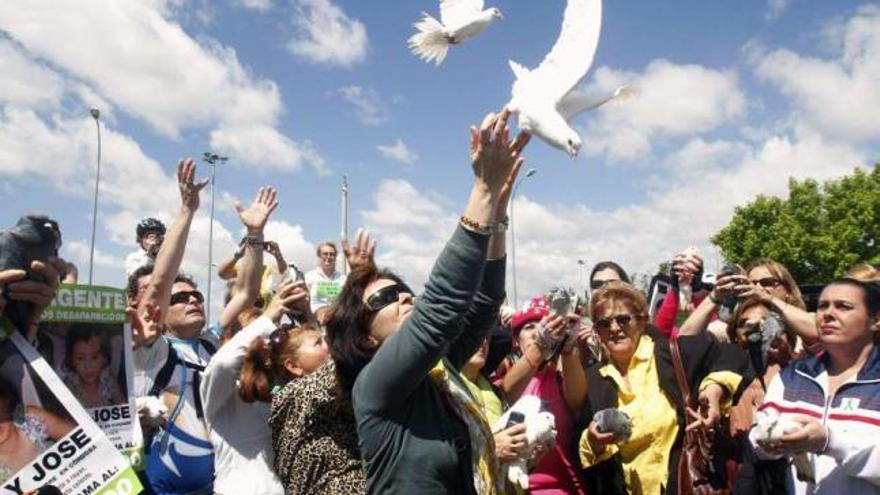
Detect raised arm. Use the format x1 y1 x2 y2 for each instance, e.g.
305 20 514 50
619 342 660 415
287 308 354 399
357 110 530 410
448 131 528 369
218 187 278 330
140 158 208 323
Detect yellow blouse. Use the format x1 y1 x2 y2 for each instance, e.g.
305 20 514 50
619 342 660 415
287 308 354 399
578 335 741 495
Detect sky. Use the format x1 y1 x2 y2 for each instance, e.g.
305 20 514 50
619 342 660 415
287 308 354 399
1 0 878 315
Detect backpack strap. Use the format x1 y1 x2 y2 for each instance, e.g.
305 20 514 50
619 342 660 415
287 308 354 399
149 346 180 398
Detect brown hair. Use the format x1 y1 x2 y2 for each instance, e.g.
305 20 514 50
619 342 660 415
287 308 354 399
64 325 112 373
590 281 649 323
316 241 337 257
745 258 806 310
725 296 796 344
221 307 264 344
325 264 407 399
239 324 317 403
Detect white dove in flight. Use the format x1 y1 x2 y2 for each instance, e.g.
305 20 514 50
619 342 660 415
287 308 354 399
507 0 630 158
408 0 503 65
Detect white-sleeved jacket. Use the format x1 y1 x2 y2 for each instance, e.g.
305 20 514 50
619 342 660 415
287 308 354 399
751 345 880 494
199 316 284 495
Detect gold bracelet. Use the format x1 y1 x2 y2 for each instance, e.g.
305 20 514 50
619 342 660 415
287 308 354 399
460 215 491 235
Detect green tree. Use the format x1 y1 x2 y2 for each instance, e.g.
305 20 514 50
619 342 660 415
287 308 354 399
712 166 880 284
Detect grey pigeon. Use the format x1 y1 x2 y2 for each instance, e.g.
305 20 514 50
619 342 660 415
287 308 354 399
593 407 633 443
0 214 61 330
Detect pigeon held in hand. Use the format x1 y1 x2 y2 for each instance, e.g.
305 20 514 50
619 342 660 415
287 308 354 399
409 0 502 65
593 407 633 443
506 0 632 158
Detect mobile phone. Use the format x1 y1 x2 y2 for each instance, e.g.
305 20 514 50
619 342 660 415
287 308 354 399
505 411 525 429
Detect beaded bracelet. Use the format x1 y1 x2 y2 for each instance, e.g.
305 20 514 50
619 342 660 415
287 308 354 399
459 215 509 235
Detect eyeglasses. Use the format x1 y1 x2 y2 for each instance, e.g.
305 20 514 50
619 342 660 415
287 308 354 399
169 290 204 306
590 279 616 290
594 314 635 332
751 277 783 289
365 283 413 312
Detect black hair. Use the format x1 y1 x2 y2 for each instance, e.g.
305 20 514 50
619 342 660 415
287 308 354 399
64 324 112 373
325 264 407 400
825 278 880 317
0 375 19 421
126 265 197 301
590 261 631 285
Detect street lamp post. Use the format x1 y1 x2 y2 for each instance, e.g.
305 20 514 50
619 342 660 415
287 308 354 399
577 259 587 296
87 108 102 285
202 152 228 327
341 175 349 275
509 168 538 308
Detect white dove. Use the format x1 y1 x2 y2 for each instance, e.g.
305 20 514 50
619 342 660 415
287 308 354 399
408 0 503 66
507 0 630 158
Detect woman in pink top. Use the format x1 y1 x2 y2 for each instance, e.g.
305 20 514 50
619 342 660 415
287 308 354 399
500 296 589 495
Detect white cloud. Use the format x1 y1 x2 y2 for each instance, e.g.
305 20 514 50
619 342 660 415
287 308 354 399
263 220 316 270
0 0 320 171
376 139 418 165
751 5 880 142
337 85 388 125
664 138 751 177
63 240 126 271
235 0 272 11
287 0 368 67
210 124 328 174
766 0 791 20
580 60 746 161
357 131 867 301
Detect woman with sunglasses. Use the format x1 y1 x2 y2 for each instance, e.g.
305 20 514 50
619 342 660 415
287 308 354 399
751 278 880 495
326 110 529 495
198 278 313 495
577 281 750 495
679 258 815 349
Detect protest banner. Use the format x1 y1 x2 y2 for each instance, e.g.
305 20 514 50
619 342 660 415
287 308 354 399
38 285 144 470
0 318 141 495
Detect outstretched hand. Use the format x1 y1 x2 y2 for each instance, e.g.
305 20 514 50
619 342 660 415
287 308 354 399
342 228 377 271
470 109 530 198
129 302 164 350
236 186 278 233
177 158 210 211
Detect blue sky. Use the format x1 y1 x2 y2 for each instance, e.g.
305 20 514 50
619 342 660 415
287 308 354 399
1 0 878 311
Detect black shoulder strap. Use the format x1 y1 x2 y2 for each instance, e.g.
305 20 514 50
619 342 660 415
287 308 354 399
199 337 217 356
149 346 180 397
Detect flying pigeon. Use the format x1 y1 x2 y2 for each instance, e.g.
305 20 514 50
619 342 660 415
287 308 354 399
506 0 631 158
408 0 503 65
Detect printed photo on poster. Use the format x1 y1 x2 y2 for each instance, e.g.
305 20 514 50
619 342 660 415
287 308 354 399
0 325 141 495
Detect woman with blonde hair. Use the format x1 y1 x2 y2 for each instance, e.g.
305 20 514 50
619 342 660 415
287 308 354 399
578 281 750 494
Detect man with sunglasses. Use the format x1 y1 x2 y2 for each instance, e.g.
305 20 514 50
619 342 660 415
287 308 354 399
131 159 279 494
304 241 346 324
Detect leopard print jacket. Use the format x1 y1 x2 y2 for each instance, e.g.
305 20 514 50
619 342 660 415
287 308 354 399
270 360 366 495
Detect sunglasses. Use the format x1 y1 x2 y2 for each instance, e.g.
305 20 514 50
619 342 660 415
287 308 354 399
365 283 413 312
751 277 783 289
269 326 290 351
594 314 635 332
169 290 204 306
591 279 616 290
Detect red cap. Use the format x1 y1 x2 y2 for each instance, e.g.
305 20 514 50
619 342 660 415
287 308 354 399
510 296 550 336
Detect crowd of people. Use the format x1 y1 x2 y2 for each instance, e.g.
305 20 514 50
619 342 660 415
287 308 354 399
1 109 879 495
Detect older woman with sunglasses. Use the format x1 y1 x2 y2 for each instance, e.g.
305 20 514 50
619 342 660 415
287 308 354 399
326 110 529 495
751 278 880 495
577 282 750 495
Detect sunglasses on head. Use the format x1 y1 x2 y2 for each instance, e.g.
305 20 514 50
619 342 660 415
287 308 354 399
169 290 204 306
594 314 635 332
365 283 413 312
269 326 290 351
752 277 783 288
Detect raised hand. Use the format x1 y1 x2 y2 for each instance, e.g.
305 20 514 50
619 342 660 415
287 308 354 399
342 228 377 271
177 158 210 211
235 186 278 234
470 109 530 197
264 280 311 324
129 302 164 350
